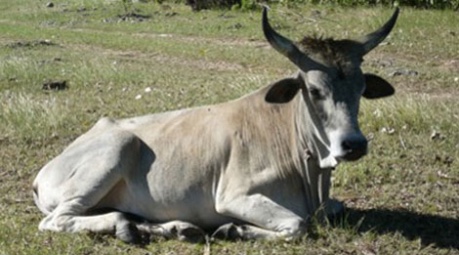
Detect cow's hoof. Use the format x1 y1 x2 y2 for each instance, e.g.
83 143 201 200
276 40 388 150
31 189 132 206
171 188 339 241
116 222 141 244
325 199 345 220
175 225 206 243
211 223 244 241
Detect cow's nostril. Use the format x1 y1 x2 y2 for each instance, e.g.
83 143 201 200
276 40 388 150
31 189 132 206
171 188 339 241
341 140 352 151
341 137 368 161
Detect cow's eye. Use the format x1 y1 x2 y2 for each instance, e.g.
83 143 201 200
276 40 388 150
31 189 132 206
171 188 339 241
309 87 324 100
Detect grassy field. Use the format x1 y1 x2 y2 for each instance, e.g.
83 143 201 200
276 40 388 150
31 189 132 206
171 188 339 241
0 0 458 254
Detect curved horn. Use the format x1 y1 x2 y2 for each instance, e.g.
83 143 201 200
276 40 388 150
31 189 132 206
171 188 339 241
262 7 320 70
359 8 400 55
262 7 298 59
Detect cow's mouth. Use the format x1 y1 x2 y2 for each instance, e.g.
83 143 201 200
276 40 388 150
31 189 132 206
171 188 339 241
339 149 368 162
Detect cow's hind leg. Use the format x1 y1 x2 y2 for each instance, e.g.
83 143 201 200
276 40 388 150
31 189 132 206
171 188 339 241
39 208 140 242
37 130 143 243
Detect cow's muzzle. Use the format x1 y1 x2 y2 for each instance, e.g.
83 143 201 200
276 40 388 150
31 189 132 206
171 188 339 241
339 136 368 161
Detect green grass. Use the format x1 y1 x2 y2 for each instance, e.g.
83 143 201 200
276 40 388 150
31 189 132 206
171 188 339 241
1 1 458 254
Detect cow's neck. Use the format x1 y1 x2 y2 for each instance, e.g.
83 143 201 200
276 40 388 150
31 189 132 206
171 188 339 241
295 91 338 169
293 92 335 214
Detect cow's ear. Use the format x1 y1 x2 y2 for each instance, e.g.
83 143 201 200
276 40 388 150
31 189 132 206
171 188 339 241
265 78 301 103
363 73 395 99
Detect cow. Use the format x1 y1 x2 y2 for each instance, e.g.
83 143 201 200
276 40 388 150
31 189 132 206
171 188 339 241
33 7 399 243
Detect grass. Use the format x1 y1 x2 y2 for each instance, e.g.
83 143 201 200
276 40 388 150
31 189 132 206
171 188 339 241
1 0 458 254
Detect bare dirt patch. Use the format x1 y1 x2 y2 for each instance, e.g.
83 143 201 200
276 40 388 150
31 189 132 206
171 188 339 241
439 59 459 72
66 42 245 72
133 32 268 48
68 27 268 48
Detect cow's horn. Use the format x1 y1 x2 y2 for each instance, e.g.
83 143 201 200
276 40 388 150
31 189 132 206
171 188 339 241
262 6 320 70
262 6 297 59
359 8 400 55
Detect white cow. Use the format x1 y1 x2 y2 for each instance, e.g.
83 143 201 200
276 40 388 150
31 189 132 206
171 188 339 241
33 7 399 243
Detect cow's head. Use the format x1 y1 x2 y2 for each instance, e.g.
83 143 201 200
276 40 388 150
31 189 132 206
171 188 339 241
263 7 398 167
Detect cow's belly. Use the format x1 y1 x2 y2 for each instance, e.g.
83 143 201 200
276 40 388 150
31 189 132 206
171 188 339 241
97 165 231 229
127 194 232 229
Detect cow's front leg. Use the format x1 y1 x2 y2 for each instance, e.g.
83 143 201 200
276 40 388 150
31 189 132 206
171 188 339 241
214 193 307 240
136 220 206 243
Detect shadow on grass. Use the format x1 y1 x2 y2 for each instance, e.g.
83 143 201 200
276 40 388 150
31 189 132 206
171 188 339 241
337 207 459 249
